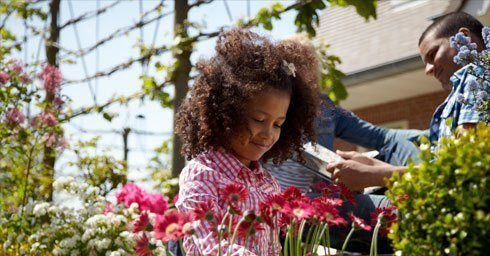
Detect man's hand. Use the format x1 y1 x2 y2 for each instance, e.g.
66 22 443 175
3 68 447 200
326 150 396 191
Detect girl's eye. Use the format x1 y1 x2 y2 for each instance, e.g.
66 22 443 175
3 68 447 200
253 118 264 123
274 123 283 128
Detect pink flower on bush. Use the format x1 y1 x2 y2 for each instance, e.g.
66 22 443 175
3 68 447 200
0 72 10 84
5 108 25 126
19 74 32 84
38 65 62 95
116 182 168 214
9 61 23 73
42 133 66 149
39 112 58 126
53 96 65 108
143 192 168 215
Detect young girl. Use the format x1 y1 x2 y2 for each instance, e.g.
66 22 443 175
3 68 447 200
175 29 320 255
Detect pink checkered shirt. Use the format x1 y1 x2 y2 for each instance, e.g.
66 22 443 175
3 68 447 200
176 149 281 256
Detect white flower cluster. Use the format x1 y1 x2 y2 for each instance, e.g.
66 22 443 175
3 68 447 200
26 176 136 256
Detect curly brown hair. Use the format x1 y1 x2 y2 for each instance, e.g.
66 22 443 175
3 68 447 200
176 29 320 163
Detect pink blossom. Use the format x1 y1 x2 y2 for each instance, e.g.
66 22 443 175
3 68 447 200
38 65 62 95
5 108 25 126
9 61 23 73
20 74 32 84
116 182 168 214
42 133 58 148
0 72 10 84
40 112 58 126
41 132 66 149
53 96 65 108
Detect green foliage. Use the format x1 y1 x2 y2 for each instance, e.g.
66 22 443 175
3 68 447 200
330 0 377 21
387 124 490 255
315 40 348 103
294 0 327 36
0 0 46 56
68 138 127 196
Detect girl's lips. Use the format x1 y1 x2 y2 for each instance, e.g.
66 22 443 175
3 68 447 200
251 142 270 150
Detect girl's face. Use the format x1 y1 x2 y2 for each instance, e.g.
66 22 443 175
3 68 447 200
231 88 291 167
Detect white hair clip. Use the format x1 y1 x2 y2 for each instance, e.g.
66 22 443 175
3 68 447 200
282 60 296 77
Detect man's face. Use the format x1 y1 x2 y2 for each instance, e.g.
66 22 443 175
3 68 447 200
419 31 460 91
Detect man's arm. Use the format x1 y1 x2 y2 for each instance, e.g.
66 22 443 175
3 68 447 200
334 107 427 150
326 150 407 191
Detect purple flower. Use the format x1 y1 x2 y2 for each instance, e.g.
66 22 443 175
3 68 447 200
38 65 62 95
0 72 10 84
5 108 25 126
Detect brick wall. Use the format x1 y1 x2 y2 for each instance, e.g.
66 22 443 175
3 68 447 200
333 90 449 151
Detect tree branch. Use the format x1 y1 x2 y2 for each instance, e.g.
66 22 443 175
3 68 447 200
59 0 123 30
61 91 144 122
189 0 214 9
67 5 172 58
62 44 170 85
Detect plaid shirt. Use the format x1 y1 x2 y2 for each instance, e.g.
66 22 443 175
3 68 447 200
429 65 484 150
176 149 281 256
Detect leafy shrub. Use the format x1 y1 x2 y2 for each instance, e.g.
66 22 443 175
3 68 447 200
388 124 490 255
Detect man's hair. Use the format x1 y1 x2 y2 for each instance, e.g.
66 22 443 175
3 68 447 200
418 12 484 45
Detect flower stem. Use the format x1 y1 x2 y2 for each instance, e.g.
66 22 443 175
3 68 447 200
370 213 383 256
296 219 306 256
228 218 247 256
325 225 331 256
218 212 230 256
341 224 356 256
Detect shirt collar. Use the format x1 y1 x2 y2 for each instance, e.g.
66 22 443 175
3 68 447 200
449 64 472 88
209 149 263 180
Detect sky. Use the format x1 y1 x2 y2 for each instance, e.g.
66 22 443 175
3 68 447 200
7 0 299 188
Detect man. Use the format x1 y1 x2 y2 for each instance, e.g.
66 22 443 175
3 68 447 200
329 12 486 193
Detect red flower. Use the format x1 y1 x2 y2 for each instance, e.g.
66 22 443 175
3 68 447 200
282 186 303 201
338 182 356 205
132 212 152 232
370 206 397 235
193 199 215 221
282 200 313 221
237 220 264 238
313 195 343 208
348 212 371 231
154 210 194 242
135 233 154 256
323 183 341 195
263 194 286 214
221 183 249 204
312 200 347 226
